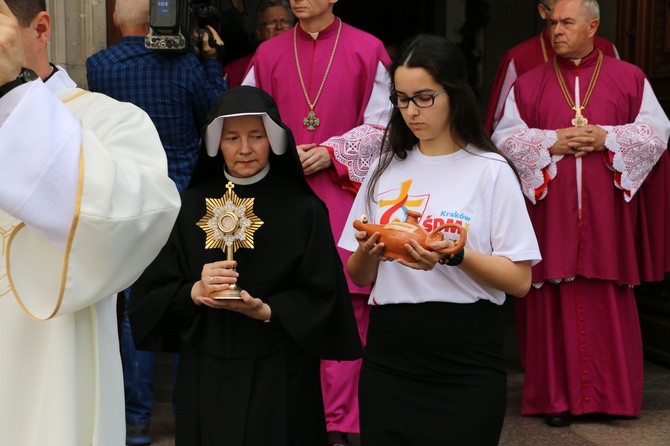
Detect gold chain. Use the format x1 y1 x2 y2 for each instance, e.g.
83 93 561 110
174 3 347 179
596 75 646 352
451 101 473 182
554 50 603 110
553 49 603 126
540 33 548 63
293 18 342 130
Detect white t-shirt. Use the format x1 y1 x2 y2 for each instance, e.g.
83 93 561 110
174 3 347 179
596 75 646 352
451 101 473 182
339 145 541 306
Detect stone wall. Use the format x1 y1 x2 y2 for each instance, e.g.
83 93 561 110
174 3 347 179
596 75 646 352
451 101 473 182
48 0 107 88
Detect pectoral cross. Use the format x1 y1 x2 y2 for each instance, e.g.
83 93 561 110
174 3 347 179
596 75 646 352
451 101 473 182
303 109 320 131
571 106 588 127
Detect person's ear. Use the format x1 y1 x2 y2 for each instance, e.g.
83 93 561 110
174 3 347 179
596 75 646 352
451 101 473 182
587 19 599 38
538 4 549 21
32 11 51 46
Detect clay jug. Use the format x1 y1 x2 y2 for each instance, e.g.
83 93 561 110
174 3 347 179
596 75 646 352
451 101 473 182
353 210 466 262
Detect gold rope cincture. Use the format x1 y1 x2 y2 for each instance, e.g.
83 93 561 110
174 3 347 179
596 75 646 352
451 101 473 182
293 18 342 131
553 50 603 127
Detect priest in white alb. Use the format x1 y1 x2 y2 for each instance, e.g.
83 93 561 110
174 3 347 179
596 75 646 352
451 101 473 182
0 1 180 445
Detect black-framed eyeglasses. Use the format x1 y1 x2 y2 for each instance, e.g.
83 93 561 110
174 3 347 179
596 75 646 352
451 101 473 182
389 89 446 109
257 19 294 29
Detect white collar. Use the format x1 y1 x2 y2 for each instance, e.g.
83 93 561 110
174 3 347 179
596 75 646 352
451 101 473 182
223 163 270 185
45 66 76 94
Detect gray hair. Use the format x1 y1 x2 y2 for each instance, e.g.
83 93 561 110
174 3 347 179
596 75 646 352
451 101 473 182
554 0 600 20
582 0 600 20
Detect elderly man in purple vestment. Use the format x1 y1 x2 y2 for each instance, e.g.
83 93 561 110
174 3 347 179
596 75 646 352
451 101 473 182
491 0 670 429
241 0 392 444
484 0 618 373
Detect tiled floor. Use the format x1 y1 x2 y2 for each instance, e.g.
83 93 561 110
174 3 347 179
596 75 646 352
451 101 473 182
143 300 670 446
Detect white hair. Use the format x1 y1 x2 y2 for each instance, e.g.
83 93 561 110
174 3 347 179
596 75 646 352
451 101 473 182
582 0 600 20
553 0 600 20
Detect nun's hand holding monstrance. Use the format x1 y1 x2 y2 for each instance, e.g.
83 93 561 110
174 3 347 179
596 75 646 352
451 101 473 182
197 182 263 299
199 259 239 297
192 284 272 322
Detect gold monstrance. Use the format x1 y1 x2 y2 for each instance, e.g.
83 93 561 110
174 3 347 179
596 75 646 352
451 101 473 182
196 182 263 299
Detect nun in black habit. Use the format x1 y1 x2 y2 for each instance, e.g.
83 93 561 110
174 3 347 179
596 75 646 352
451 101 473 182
129 86 363 446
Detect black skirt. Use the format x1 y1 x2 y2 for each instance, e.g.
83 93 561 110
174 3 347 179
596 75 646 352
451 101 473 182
174 341 328 446
359 300 507 446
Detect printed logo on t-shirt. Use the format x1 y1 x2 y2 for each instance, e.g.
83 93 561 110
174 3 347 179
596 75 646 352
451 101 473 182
376 179 471 236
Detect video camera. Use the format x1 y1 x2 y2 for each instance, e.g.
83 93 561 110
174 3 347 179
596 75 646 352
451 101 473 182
145 0 221 54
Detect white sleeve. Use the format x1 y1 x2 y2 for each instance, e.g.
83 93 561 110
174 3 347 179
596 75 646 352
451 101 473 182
362 61 393 126
241 65 257 87
6 90 181 319
490 60 519 132
0 81 80 247
491 88 527 147
491 89 558 203
601 79 670 199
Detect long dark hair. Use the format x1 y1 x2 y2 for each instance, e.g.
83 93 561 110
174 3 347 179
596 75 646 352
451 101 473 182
366 33 518 207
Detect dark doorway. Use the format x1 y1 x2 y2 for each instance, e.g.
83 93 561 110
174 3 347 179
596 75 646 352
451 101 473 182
335 1 442 56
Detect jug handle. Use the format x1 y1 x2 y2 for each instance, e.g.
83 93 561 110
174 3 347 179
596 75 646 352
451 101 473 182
431 223 467 255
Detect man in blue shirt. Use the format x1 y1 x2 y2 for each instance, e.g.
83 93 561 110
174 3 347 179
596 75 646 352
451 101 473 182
87 0 227 191
86 1 226 444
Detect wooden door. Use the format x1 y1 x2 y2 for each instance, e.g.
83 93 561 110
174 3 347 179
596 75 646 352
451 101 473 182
617 0 670 110
106 0 122 45
618 0 670 367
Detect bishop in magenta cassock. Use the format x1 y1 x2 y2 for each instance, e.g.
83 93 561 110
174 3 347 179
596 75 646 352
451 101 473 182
492 0 670 425
484 0 618 373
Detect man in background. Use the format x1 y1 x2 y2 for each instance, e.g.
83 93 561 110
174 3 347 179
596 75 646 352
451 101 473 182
87 0 226 192
222 0 295 88
86 1 226 444
0 0 180 444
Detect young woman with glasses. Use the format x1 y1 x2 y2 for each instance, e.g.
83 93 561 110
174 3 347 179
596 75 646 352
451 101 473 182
338 34 542 445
